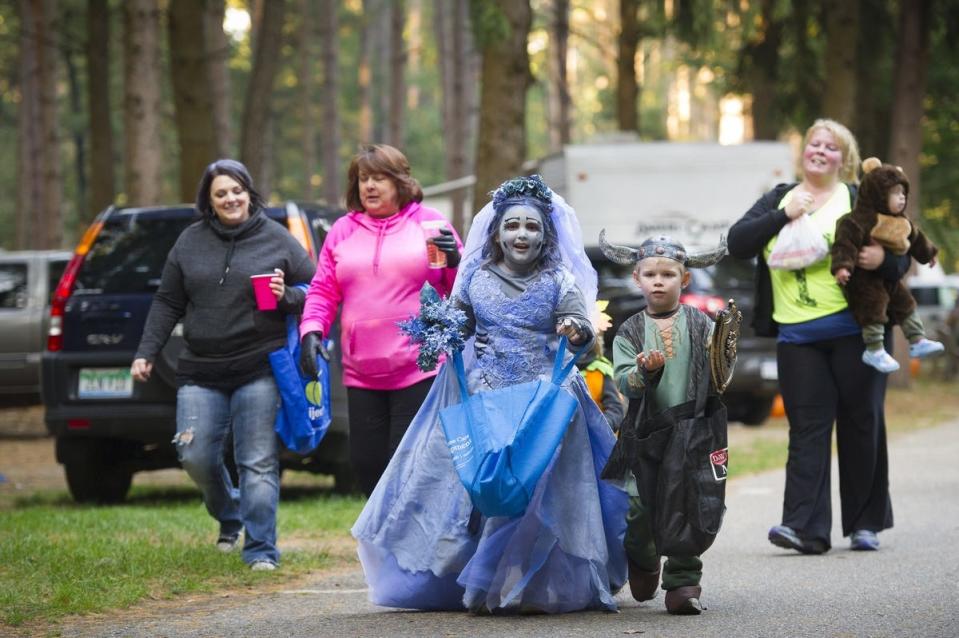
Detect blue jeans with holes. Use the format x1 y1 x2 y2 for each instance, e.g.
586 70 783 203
175 376 281 565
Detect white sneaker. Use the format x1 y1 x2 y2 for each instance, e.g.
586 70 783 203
862 348 900 373
250 560 277 571
216 535 239 552
909 338 945 358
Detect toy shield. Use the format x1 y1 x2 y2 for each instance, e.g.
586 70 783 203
710 299 743 394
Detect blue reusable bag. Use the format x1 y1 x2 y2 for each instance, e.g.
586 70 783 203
439 336 583 518
269 313 332 454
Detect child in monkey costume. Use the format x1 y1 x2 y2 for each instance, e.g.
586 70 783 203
831 157 944 373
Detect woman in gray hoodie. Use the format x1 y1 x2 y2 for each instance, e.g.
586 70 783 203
132 159 315 571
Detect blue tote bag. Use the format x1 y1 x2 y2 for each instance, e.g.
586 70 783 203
439 336 583 518
269 313 332 454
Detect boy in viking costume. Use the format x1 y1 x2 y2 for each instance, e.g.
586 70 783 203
599 232 737 616
831 157 944 373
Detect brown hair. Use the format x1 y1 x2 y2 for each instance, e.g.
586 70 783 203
798 118 861 184
345 144 424 212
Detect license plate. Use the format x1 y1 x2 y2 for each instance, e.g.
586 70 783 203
760 359 778 381
78 368 133 399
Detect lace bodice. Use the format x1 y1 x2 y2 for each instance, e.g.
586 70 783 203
464 267 570 389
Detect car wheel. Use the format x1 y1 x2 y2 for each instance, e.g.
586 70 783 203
737 396 775 427
59 437 133 503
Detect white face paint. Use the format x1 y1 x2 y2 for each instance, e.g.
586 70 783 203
497 205 544 273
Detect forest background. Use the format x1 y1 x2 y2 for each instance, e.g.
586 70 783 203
3 0 958 271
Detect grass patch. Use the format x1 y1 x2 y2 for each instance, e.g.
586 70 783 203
0 483 364 627
728 435 788 479
2 375 956 629
727 373 959 479
885 374 959 430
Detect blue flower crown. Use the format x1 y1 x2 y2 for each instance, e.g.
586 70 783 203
491 174 553 212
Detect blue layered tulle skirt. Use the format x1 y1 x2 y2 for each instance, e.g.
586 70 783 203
351 362 628 614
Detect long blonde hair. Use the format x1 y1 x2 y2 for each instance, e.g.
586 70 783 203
798 118 861 185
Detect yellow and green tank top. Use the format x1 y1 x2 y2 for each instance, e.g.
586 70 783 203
764 185 851 325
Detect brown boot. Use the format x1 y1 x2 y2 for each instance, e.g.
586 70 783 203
627 557 661 602
664 585 703 615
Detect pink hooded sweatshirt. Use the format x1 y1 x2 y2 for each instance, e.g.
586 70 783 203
300 201 462 390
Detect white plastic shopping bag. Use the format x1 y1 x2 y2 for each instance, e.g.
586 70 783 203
767 214 828 270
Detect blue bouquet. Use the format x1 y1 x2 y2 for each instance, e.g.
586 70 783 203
397 282 467 371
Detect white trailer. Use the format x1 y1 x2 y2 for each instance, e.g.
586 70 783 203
536 141 795 425
537 141 795 249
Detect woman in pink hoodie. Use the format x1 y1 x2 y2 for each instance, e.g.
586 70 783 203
299 145 462 495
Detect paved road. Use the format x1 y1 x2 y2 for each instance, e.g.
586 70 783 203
55 420 959 638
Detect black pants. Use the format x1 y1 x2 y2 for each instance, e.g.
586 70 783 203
346 377 434 496
777 332 894 547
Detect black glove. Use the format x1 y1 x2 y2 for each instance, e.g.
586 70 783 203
430 227 461 267
299 331 329 379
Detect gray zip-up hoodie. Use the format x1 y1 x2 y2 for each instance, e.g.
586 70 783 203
135 209 315 389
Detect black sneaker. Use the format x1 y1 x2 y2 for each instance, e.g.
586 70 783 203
768 525 828 555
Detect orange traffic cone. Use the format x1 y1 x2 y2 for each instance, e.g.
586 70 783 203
771 393 785 418
910 357 920 378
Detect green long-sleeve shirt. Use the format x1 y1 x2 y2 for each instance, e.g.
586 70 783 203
612 308 698 414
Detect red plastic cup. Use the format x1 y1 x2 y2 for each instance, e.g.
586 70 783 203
421 220 448 269
250 274 278 310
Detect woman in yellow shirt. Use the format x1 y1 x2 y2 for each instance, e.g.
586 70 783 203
727 119 909 554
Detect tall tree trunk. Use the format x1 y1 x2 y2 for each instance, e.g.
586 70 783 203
63 41 87 226
320 0 341 205
298 0 317 200
434 0 474 235
358 0 375 142
547 0 570 150
204 0 232 157
822 0 859 128
789 2 821 130
435 0 452 148
240 0 286 193
374 3 391 142
169 0 218 203
616 0 640 132
16 1 37 248
86 0 114 218
17 0 62 249
463 3 480 190
407 0 422 109
387 0 407 147
887 0 931 388
123 0 163 206
888 0 930 220
472 0 533 200
739 0 782 140
853 0 894 158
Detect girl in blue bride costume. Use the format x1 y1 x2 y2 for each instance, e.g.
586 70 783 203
351 175 628 614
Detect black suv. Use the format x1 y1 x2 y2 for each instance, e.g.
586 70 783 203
589 249 779 425
42 203 352 503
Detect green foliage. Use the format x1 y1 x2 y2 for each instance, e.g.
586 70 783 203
672 0 722 49
0 0 956 262
919 3 959 272
469 0 511 49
